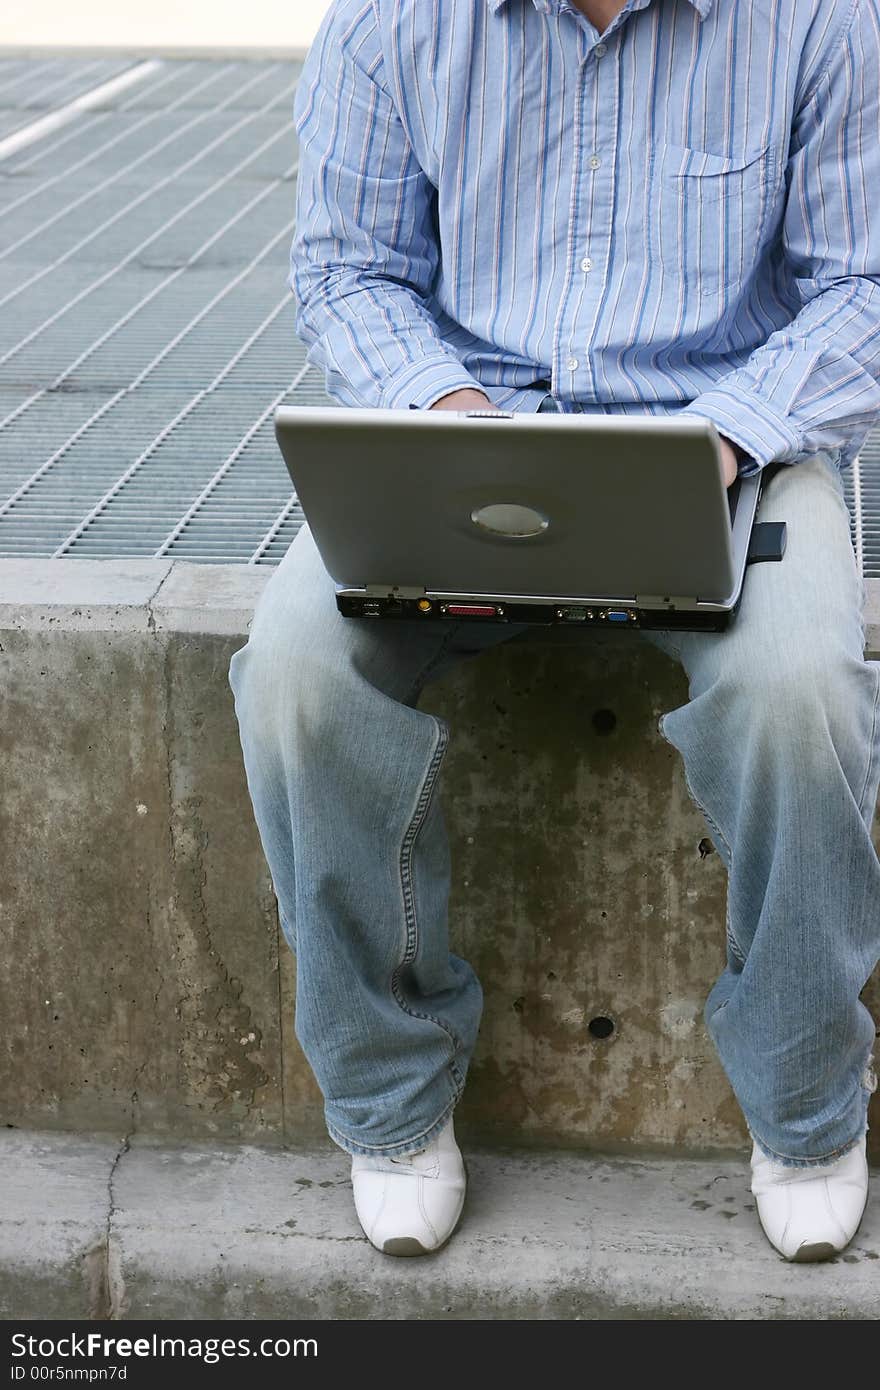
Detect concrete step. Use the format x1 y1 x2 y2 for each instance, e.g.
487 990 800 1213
2 559 880 1159
2 1130 879 1320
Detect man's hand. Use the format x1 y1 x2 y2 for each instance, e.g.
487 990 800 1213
430 388 492 410
431 393 744 487
718 435 742 488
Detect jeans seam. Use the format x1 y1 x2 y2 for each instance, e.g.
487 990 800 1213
327 1083 464 1156
687 777 746 966
750 1122 867 1168
682 766 732 862
856 660 880 821
391 713 463 1055
407 621 463 702
659 715 744 963
748 1045 875 1167
723 884 745 969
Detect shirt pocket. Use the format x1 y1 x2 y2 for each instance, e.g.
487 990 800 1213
649 142 779 301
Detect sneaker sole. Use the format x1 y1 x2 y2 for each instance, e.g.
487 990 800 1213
379 1155 469 1258
783 1196 867 1263
381 1236 432 1257
790 1242 839 1263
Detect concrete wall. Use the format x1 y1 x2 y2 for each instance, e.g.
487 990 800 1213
2 558 879 1158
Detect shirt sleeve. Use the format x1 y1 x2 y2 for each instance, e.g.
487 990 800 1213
289 0 483 410
679 0 880 476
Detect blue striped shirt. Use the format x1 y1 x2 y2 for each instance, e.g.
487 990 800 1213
290 0 880 476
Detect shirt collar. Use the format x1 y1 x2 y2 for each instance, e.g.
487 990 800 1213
487 0 714 17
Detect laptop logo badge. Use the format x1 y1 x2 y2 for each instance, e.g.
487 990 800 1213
470 503 549 538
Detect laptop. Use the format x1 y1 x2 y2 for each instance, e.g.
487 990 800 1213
273 405 785 633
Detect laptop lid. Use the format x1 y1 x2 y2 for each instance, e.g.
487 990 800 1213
274 405 752 609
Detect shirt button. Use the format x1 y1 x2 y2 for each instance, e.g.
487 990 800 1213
588 154 601 170
594 43 607 56
580 257 593 272
566 356 579 371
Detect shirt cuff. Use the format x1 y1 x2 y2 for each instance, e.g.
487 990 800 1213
379 356 486 411
678 387 803 474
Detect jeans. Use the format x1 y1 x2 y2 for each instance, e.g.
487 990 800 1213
228 402 880 1167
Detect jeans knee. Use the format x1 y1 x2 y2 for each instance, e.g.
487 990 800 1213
714 650 876 781
229 626 340 746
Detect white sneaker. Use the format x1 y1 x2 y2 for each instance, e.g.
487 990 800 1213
350 1117 466 1256
750 1134 869 1262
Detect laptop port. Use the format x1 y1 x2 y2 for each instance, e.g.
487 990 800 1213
441 603 499 617
362 602 382 616
601 608 636 623
555 607 590 621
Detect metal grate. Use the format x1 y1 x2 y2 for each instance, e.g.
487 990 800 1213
0 56 327 565
0 55 878 573
0 56 138 140
843 436 880 581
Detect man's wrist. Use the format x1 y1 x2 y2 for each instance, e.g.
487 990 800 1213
429 388 492 410
718 434 744 488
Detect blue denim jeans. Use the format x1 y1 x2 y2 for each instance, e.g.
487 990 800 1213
228 411 880 1167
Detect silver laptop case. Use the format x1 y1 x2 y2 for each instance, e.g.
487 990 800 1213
274 405 764 632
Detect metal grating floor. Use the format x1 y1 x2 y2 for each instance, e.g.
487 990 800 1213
0 55 138 140
0 56 326 566
0 55 878 572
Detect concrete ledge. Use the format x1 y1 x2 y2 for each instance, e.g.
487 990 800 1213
1 559 877 650
0 1132 122 1319
149 561 274 636
1 558 878 1157
0 559 172 633
2 1130 879 1320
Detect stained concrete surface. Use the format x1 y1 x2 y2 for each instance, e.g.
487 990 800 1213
0 561 293 1144
0 620 289 1142
2 1129 879 1320
0 1131 121 1319
1 558 878 1158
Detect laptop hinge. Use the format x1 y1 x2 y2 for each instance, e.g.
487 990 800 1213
635 594 699 610
364 583 426 599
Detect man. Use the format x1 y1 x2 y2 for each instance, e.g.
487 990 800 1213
228 0 880 1263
